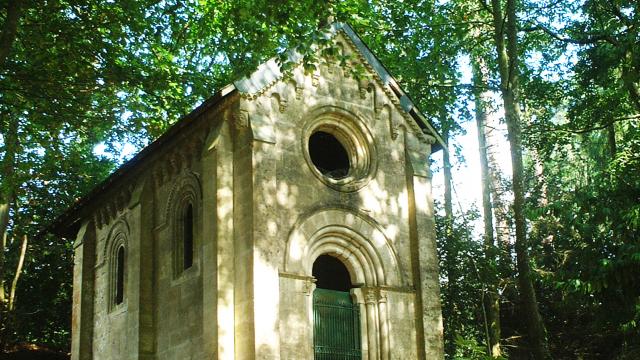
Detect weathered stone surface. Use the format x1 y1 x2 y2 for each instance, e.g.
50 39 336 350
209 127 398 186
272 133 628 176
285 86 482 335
68 26 443 360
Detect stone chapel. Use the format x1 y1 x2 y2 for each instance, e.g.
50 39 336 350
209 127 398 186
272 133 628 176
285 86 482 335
50 23 444 360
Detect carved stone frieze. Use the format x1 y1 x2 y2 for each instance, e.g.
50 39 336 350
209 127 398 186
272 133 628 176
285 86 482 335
360 287 390 305
233 109 249 130
93 184 134 231
149 128 205 191
338 30 434 144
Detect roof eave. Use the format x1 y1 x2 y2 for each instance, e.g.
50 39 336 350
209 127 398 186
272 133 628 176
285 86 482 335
339 23 444 152
44 85 237 239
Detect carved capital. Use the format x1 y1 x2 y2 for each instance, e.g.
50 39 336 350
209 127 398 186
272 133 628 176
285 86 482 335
363 287 379 304
303 277 316 296
378 290 387 304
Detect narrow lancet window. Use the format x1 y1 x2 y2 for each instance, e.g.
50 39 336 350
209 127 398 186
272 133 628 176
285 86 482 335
183 203 194 270
115 245 125 305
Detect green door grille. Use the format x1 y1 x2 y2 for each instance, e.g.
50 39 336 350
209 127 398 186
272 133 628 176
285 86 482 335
313 288 361 360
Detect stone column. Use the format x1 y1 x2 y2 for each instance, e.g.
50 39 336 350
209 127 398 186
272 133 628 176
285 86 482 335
71 221 95 360
364 287 380 360
377 290 390 360
352 288 369 359
405 132 444 359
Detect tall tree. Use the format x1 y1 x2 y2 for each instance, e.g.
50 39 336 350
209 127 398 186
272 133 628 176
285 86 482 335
472 56 502 357
440 111 461 356
485 0 551 357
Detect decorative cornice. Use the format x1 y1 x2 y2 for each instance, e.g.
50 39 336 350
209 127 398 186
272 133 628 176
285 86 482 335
337 29 429 144
93 185 133 230
233 25 432 144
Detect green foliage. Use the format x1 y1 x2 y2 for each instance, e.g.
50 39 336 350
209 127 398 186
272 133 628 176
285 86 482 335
435 207 491 358
453 335 503 360
522 42 640 355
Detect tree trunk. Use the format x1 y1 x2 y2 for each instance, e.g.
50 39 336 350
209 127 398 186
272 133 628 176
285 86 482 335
0 0 22 69
484 107 512 270
8 234 27 311
442 121 458 355
443 128 454 236
0 117 18 351
472 56 502 358
489 0 552 358
1 117 19 305
622 49 640 112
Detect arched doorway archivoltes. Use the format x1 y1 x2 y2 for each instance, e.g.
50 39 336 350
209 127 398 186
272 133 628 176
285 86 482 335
285 209 406 360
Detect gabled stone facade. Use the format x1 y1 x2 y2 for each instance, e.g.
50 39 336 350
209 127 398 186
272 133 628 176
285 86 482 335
57 23 444 360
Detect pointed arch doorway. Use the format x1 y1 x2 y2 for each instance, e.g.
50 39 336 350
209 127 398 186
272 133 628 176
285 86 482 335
312 255 362 359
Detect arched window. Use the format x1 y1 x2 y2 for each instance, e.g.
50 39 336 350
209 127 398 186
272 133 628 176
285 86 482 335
115 245 125 305
182 203 194 270
165 170 201 278
175 201 195 275
106 220 128 311
312 255 361 359
109 238 126 310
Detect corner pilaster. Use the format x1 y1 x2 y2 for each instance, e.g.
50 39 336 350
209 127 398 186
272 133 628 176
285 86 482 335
405 131 444 359
200 119 223 360
232 95 281 359
125 179 156 360
71 221 96 360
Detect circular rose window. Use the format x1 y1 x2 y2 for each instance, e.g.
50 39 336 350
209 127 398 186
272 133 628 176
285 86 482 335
303 109 376 192
308 131 350 180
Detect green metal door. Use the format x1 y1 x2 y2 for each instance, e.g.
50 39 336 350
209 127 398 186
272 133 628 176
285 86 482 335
313 288 362 359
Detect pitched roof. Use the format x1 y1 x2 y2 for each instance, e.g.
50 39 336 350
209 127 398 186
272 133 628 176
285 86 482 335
233 23 443 148
45 22 442 238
